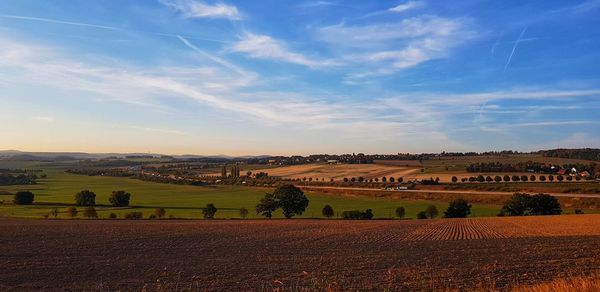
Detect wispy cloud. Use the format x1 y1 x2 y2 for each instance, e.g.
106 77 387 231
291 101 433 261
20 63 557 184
159 0 242 20
389 1 425 13
0 14 118 30
318 16 476 81
30 116 55 123
228 33 337 69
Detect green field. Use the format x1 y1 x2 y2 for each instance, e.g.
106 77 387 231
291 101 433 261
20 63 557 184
0 166 501 219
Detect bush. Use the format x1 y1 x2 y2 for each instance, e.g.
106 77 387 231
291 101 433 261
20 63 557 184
124 211 143 220
149 214 157 219
239 207 249 219
74 190 96 206
154 207 166 218
341 209 373 220
499 193 562 216
50 208 59 218
109 212 118 219
203 203 217 219
13 191 34 205
322 205 334 218
417 211 428 219
443 199 472 218
395 206 405 218
503 175 510 182
425 205 438 219
83 206 98 218
451 176 458 183
539 175 546 182
575 209 584 214
66 207 78 218
109 190 131 207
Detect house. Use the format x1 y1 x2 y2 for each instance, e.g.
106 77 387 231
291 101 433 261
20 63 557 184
327 160 339 164
557 169 566 175
581 171 591 178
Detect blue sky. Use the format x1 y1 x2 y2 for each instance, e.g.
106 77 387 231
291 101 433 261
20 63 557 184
0 0 599 155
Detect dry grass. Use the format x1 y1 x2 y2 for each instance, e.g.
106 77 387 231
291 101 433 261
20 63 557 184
244 163 419 181
512 275 600 292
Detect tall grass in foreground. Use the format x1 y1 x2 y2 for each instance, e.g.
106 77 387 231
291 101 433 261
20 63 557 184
512 276 600 292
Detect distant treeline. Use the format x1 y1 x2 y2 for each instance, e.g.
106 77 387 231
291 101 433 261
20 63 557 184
0 173 37 185
539 148 600 162
466 161 597 174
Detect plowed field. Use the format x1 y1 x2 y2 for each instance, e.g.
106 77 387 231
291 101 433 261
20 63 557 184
2 216 600 291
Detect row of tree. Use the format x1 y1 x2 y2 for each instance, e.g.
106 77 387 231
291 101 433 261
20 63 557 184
453 174 590 183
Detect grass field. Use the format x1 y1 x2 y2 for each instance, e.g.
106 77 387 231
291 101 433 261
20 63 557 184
0 167 501 219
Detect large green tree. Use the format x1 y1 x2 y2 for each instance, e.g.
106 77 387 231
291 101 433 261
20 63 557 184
273 184 309 218
443 199 472 218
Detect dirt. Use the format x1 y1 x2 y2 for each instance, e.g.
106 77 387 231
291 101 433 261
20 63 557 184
2 216 600 291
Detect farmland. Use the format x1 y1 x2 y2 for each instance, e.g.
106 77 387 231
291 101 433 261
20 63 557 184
2 215 600 291
0 166 501 219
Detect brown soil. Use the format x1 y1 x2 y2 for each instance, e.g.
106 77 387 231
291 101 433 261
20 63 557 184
1 216 600 291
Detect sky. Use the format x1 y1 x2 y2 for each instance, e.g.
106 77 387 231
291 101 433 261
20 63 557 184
0 0 599 155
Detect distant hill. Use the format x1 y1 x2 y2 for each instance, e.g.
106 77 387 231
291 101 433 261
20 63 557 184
0 150 273 161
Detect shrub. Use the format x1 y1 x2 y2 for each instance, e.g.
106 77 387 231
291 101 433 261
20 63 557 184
451 176 458 183
66 207 78 218
202 203 217 219
149 214 157 219
395 206 406 218
50 208 59 218
575 209 584 214
124 211 143 220
322 205 334 218
154 207 166 218
239 207 249 219
341 209 373 220
109 190 131 207
13 191 34 205
273 184 309 219
109 212 118 219
83 206 98 218
425 205 438 219
417 211 428 219
443 199 472 218
74 190 96 206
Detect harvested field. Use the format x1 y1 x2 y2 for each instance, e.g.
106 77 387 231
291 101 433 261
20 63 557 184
2 216 600 291
243 163 419 181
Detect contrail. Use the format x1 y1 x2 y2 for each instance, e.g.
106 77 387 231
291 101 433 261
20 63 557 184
504 27 527 72
177 35 249 76
0 14 119 30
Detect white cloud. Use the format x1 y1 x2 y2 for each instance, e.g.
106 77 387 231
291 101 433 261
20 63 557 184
389 1 425 13
229 33 336 69
318 16 476 80
159 0 241 20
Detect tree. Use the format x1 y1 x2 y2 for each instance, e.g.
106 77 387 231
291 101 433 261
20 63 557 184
343 177 349 182
451 176 458 183
322 205 334 218
557 175 564 182
83 206 98 218
485 176 493 182
382 177 387 182
341 209 373 220
109 190 131 207
539 175 546 182
425 205 438 219
256 193 278 219
13 191 34 205
66 207 78 218
246 171 252 177
389 177 395 183
512 175 520 182
494 176 502 183
273 184 309 218
74 190 96 206
398 177 403 183
203 203 217 219
443 199 472 218
521 175 528 182
499 193 531 216
529 193 561 215
530 175 536 182
548 174 554 182
395 206 406 219
503 175 511 182
154 207 166 218
239 208 249 219
417 211 428 219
